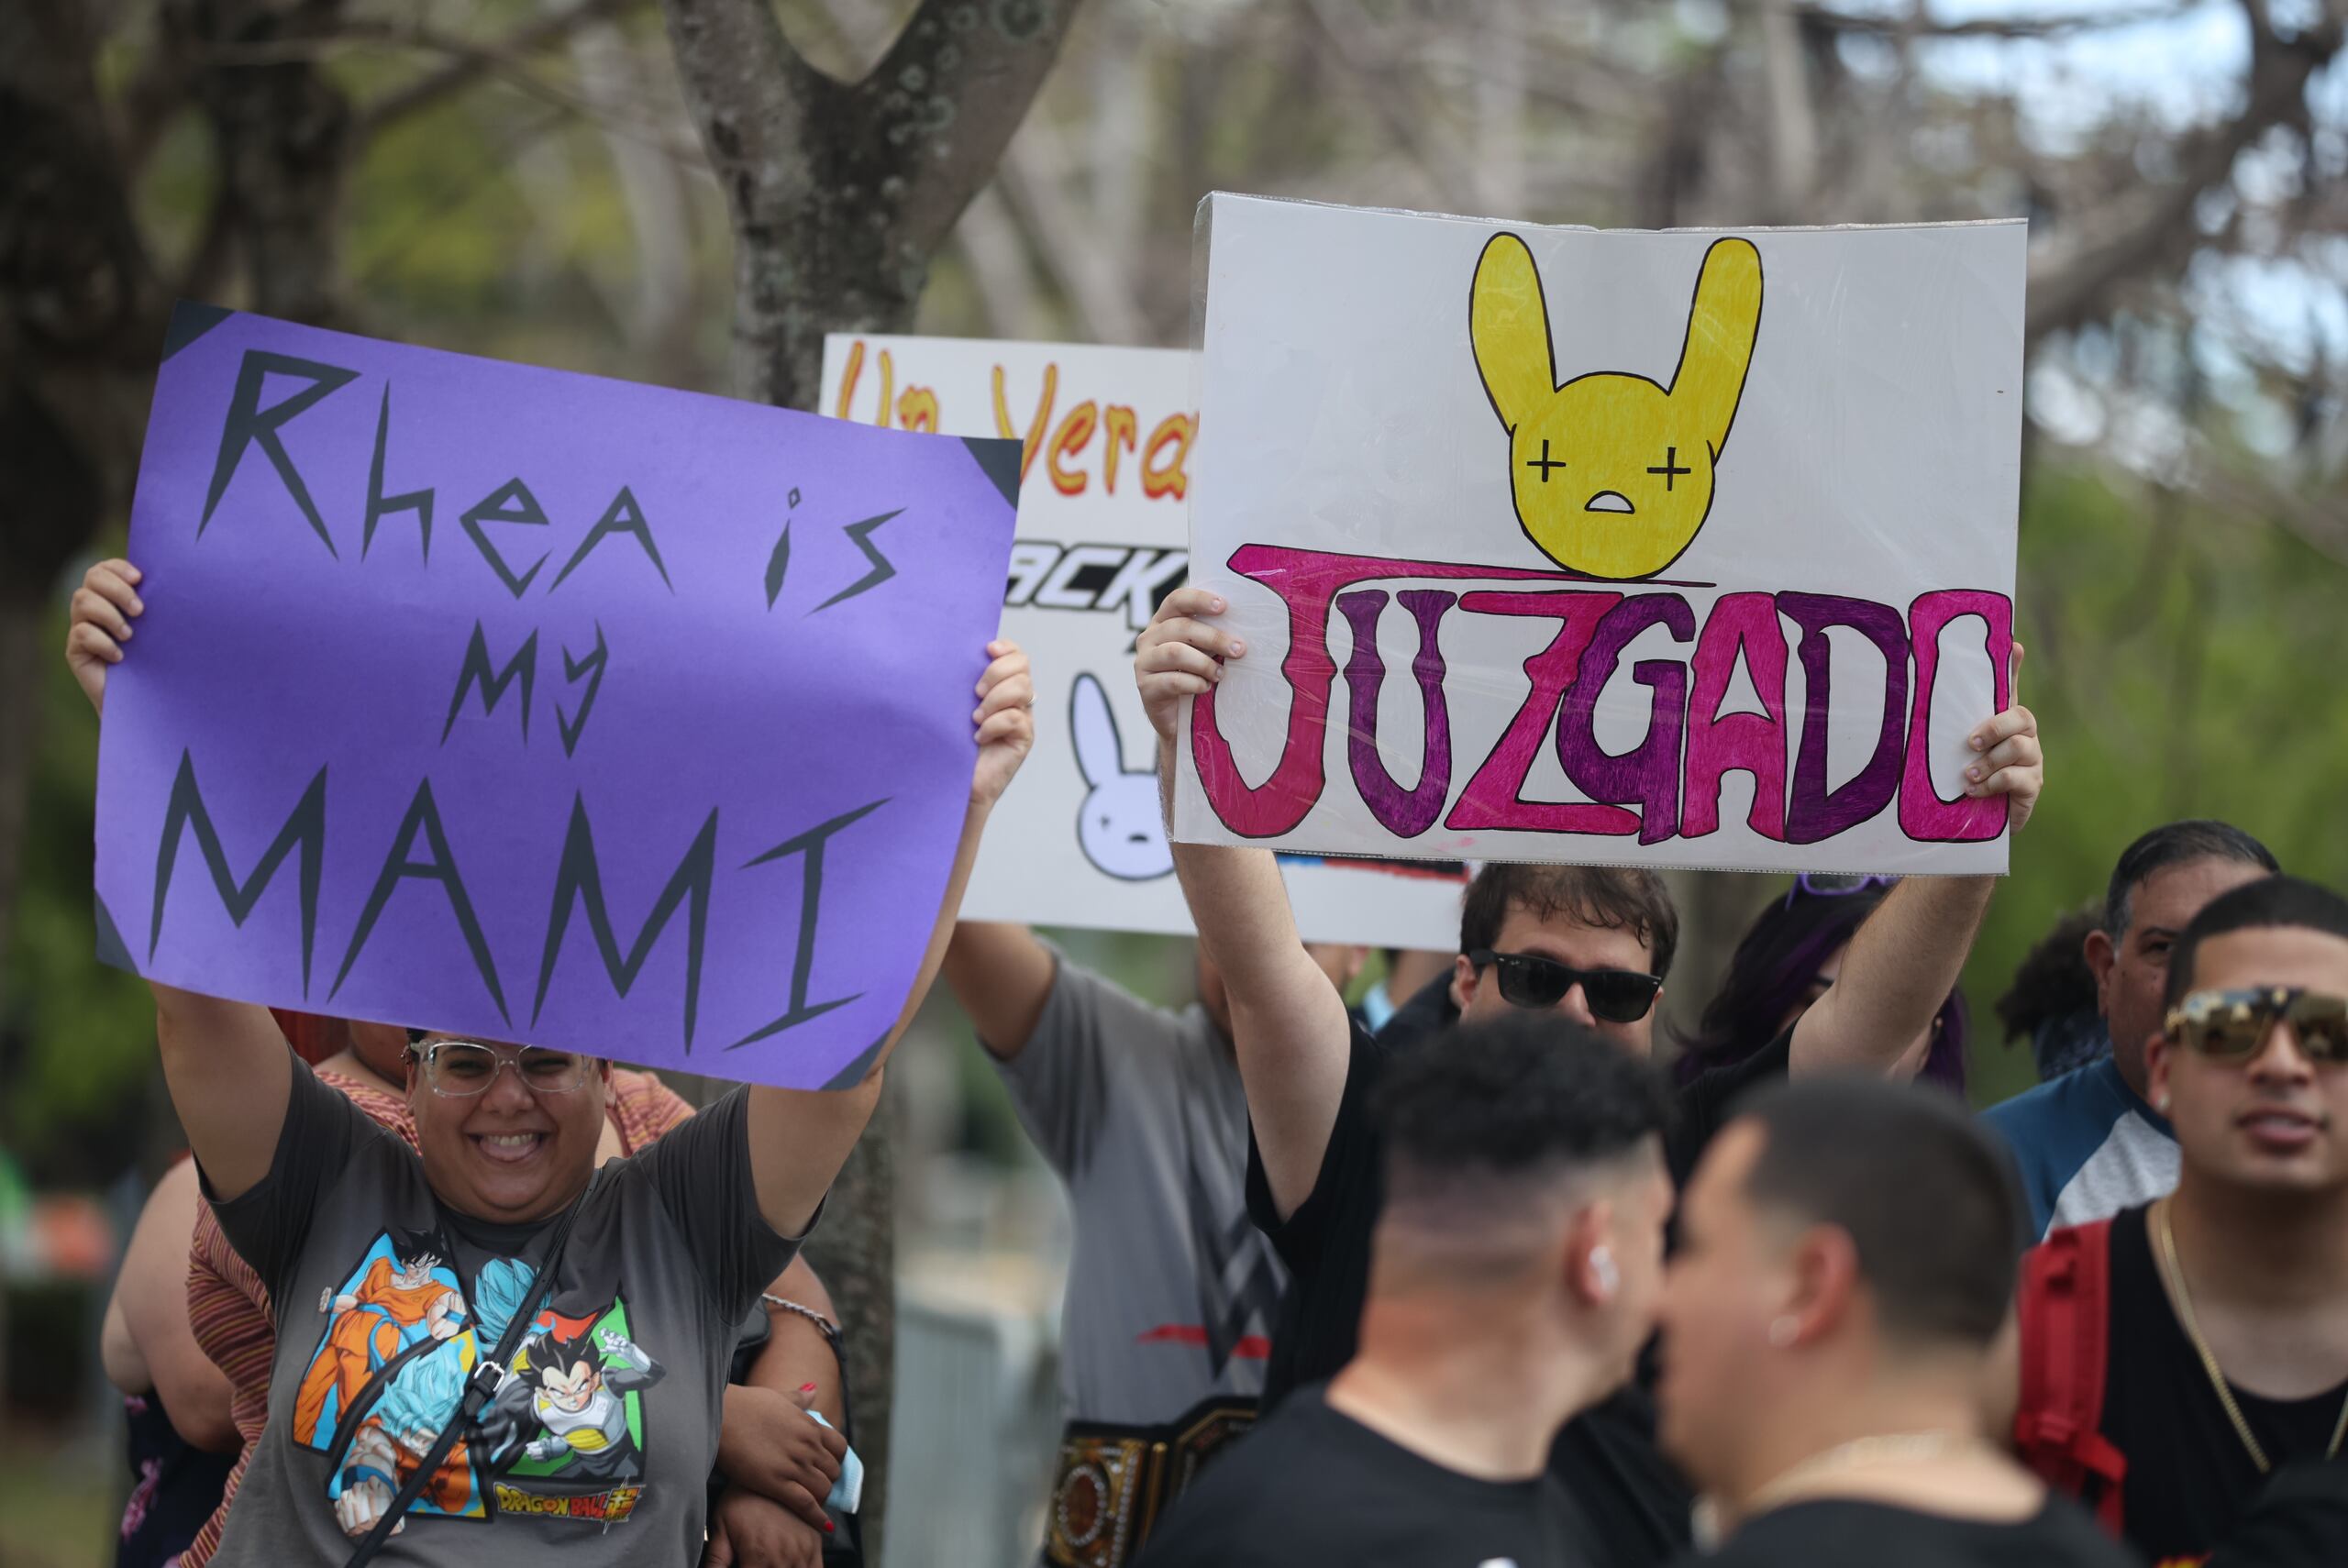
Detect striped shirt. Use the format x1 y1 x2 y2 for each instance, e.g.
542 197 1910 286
179 1066 692 1566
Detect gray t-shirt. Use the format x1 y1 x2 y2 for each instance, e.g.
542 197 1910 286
208 1061 797 1564
994 949 1288 1428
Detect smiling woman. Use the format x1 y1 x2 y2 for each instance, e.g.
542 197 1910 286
399 1037 615 1225
64 552 1036 1562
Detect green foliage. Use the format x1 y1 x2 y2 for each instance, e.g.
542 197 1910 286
2 597 163 1180
1960 456 2348 1107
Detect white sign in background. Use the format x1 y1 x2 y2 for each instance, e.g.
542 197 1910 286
1173 197 2027 876
820 333 1471 945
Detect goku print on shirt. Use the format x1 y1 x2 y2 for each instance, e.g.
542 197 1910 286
294 1228 660 1536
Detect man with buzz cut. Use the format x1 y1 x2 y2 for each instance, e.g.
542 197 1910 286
1138 1015 1677 1568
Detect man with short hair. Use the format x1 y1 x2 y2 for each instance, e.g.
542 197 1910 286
1132 586 2044 1563
1986 820 2280 1235
2008 875 2348 1566
1136 1015 1677 1568
1656 1077 2132 1567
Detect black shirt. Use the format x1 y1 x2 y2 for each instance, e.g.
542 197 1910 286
2099 1205 2348 1565
1135 1384 1589 1568
1246 988 1794 1404
117 1389 235 1568
1243 983 1791 1566
1682 1496 2137 1568
2207 1457 2348 1568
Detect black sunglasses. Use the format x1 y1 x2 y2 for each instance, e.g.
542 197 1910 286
1467 949 1662 1023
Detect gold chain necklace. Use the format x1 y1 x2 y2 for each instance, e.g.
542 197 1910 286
2151 1198 2348 1473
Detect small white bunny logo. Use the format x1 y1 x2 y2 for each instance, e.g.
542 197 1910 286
1070 671 1173 881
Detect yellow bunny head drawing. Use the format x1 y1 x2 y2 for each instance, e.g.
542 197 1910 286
1470 233 1763 580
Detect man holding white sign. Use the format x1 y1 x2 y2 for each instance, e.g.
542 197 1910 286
1145 199 2044 1564
1136 585 2041 1562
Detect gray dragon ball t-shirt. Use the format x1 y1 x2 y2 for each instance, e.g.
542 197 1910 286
206 1061 800 1564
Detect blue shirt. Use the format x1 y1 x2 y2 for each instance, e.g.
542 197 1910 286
1983 1056 2179 1238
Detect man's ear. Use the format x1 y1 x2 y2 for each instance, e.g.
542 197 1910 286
1470 232 1557 435
2085 926 2118 1019
1565 1201 1618 1307
1667 237 1763 461
1450 952 1481 1015
2147 1034 2175 1114
1779 1223 1860 1349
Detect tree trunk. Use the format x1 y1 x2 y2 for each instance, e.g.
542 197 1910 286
0 2 168 973
181 0 356 324
659 3 1083 1551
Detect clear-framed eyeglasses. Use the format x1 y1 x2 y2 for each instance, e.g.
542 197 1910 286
408 1040 594 1098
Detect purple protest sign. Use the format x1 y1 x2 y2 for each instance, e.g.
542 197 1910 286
94 304 1019 1089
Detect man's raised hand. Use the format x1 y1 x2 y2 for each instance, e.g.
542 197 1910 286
1964 642 2044 834
971 639 1036 809
66 558 144 717
1135 586 1244 745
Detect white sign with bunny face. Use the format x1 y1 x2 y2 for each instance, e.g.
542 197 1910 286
1171 199 2025 875
822 334 1472 944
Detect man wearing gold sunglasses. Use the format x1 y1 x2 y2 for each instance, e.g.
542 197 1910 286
2008 875 2348 1567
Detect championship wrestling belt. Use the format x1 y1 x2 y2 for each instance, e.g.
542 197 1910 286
1045 1397 1257 1568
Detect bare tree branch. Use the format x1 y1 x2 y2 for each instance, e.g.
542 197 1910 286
1760 0 1821 220
356 0 648 142
1798 1 2197 39
954 182 1048 338
998 118 1150 344
2025 5 2342 343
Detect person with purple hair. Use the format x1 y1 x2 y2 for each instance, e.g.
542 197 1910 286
1675 877 1969 1096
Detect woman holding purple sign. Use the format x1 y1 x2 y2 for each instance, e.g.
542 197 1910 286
1674 875 1972 1095
70 557 1035 1568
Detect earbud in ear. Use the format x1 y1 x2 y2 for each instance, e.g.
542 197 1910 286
1590 1245 1620 1300
1767 1316 1800 1349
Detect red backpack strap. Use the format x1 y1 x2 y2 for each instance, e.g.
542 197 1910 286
2014 1219 2129 1533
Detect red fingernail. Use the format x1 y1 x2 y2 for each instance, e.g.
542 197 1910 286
824 1520 836 1534
799 1383 818 1394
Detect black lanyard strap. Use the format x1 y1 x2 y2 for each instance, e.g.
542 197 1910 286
339 1169 601 1568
